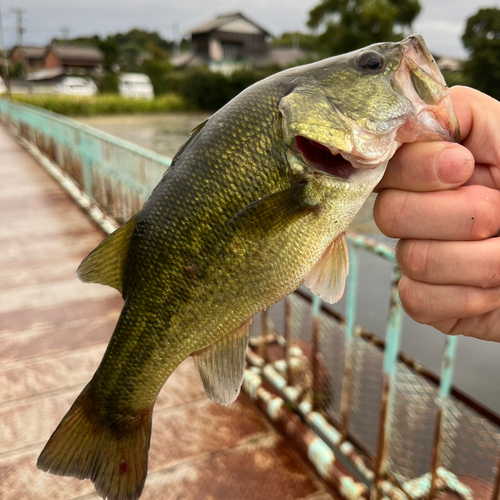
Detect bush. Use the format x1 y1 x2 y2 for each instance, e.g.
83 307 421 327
441 70 471 89
98 74 119 94
9 93 194 116
164 66 280 111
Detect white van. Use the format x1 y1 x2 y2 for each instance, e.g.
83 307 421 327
118 73 154 100
54 76 98 96
0 77 7 94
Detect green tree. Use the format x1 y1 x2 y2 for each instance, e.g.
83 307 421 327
140 57 173 95
270 31 317 51
307 0 421 56
462 8 500 100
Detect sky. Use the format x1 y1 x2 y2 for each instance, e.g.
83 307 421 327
3 0 500 58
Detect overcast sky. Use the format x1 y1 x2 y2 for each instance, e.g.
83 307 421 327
3 0 500 58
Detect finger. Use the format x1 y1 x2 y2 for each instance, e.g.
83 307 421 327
450 86 500 169
376 142 474 192
445 309 500 341
374 184 500 240
464 164 498 189
396 238 500 287
398 276 500 325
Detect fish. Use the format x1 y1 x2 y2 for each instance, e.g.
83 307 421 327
37 34 459 500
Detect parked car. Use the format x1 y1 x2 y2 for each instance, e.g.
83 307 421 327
54 76 98 96
118 73 154 100
0 77 6 94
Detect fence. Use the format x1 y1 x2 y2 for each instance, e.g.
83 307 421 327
2 98 499 500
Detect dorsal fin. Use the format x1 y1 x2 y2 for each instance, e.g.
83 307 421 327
192 319 251 406
305 232 349 304
77 214 138 293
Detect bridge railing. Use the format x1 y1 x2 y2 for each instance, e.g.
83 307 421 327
2 98 499 500
0 98 170 227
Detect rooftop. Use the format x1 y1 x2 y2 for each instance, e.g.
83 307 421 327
47 45 103 62
190 12 271 37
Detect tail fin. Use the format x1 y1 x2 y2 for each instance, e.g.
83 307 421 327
37 385 152 500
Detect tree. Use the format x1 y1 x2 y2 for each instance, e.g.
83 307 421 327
270 31 317 51
307 0 421 56
462 8 500 100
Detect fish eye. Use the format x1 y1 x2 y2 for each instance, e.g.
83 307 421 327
358 51 385 72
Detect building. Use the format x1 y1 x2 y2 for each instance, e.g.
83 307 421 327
10 46 46 72
172 12 305 74
43 46 103 75
435 56 462 72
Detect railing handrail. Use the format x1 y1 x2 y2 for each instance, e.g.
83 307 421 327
0 97 171 166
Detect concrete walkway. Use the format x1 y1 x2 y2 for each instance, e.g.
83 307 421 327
0 123 334 500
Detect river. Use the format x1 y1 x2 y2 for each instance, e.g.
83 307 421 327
77 112 500 415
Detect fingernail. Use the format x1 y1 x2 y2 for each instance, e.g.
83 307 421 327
438 146 474 184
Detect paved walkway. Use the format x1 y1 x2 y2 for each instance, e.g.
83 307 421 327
0 124 334 500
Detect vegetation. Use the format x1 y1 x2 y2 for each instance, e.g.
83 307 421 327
270 31 317 51
52 29 181 95
9 94 193 116
307 0 421 56
462 7 500 100
441 70 470 89
164 66 280 111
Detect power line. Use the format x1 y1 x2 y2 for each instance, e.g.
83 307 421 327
11 7 26 46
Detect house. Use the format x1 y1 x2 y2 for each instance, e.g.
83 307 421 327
435 56 462 72
44 46 103 75
172 12 305 74
10 46 46 71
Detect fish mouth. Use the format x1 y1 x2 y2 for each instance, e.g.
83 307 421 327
396 35 460 143
295 136 357 180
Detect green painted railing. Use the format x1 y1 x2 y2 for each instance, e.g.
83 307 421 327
0 98 170 225
1 98 499 500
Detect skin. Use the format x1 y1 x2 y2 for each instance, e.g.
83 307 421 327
374 86 500 342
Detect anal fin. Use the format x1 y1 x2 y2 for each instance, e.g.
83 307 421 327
305 232 349 304
192 319 251 406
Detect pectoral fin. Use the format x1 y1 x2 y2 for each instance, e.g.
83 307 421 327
305 232 349 304
77 214 138 294
229 182 316 238
192 319 251 405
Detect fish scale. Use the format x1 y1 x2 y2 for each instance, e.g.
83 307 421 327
37 35 459 500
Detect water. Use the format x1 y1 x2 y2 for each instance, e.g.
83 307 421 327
76 113 500 415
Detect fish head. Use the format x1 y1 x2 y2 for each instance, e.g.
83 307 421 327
279 34 460 183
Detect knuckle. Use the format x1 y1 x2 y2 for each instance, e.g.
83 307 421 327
398 277 426 323
467 186 500 240
374 190 408 237
481 257 500 288
397 240 431 281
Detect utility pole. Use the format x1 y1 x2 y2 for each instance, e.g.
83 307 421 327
172 22 180 56
0 4 11 97
60 26 69 40
11 8 26 46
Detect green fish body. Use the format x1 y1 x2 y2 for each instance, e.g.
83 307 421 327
38 35 459 500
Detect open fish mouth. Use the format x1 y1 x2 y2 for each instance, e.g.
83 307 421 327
295 135 358 180
283 34 459 182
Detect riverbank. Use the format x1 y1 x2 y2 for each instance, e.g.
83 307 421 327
8 93 194 116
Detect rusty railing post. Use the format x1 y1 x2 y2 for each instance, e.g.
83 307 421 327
311 294 321 411
259 308 269 362
284 296 293 384
372 265 403 500
429 335 458 499
340 244 358 440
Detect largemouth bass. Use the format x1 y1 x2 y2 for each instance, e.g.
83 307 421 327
38 35 459 500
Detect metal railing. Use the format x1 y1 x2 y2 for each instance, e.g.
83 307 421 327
2 99 499 500
0 98 170 228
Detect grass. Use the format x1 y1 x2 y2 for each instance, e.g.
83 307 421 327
8 93 195 116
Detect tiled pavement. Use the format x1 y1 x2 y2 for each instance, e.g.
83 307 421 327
0 124 335 500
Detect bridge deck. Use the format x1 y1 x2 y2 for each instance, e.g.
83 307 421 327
0 124 333 500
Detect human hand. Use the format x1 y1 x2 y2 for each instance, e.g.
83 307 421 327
374 86 500 342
